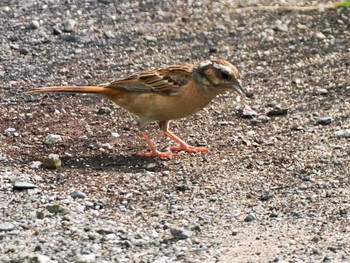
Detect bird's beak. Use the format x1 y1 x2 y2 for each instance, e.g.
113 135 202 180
232 79 248 97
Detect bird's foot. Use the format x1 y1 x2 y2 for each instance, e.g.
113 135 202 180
169 145 209 153
138 150 177 159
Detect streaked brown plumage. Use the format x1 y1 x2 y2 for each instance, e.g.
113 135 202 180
28 59 248 158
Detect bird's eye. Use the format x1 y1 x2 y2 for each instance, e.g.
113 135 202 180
220 72 230 80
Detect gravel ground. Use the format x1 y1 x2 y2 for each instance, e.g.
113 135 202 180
0 0 349 262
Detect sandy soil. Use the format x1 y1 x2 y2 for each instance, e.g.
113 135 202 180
0 1 349 262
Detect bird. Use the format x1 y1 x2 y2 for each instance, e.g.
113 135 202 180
27 59 248 158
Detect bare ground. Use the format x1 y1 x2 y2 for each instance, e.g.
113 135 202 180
0 1 349 262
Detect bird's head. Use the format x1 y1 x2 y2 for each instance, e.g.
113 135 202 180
195 59 248 97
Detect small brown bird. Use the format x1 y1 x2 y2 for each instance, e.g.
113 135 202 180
28 59 247 158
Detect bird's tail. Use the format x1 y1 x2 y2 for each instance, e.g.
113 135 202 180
27 85 107 94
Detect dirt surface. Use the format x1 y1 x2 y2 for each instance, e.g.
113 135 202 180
0 1 349 262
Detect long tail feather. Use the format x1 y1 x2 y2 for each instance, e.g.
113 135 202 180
27 86 106 94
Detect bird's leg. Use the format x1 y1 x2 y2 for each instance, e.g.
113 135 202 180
138 130 176 158
158 121 209 154
164 130 209 153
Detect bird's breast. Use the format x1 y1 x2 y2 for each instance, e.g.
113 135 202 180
111 86 216 121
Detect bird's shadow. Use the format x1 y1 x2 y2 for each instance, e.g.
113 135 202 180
59 153 168 173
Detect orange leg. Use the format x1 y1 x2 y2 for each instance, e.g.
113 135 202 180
138 131 176 158
164 130 209 153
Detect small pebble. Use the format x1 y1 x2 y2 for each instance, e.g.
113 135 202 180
275 20 288 32
34 245 43 252
47 204 66 214
30 254 51 263
231 229 239 236
104 233 118 240
43 134 62 145
6 245 17 253
13 181 37 190
125 46 136 52
244 213 257 222
111 132 120 138
257 115 270 123
245 91 254 98
87 142 102 150
63 19 76 32
292 78 301 84
215 24 227 31
291 125 304 131
260 190 271 201
19 48 29 55
333 159 343 165
146 163 157 171
33 175 44 182
98 0 113 4
70 190 87 199
96 228 114 235
170 226 192 240
97 107 111 115
327 246 337 253
292 211 304 218
323 256 331 262
10 43 19 49
209 46 218 53
190 224 201 232
0 223 15 231
219 121 235 126
315 32 326 40
242 105 258 117
269 212 278 218
80 247 92 255
36 211 45 219
53 27 63 35
175 184 190 192
28 20 40 30
247 130 255 136
101 143 113 149
316 117 333 125
334 130 350 138
4 127 18 137
266 108 288 116
311 236 320 243
42 154 61 169
76 254 96 263
316 88 328 95
144 35 157 42
30 161 42 169
311 248 321 255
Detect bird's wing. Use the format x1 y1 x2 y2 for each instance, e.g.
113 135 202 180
105 64 194 95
